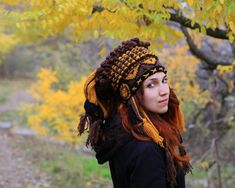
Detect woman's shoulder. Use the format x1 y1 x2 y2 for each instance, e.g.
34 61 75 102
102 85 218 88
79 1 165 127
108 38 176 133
125 138 164 155
105 114 164 154
110 138 167 183
110 137 166 166
101 113 165 163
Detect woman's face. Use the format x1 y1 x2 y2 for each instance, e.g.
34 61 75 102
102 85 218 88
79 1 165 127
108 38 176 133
141 72 170 114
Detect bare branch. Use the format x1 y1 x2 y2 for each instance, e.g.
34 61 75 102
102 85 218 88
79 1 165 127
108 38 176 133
181 26 231 67
231 41 235 58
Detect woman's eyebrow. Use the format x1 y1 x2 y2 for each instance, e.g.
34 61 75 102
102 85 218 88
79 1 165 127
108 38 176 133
148 75 167 81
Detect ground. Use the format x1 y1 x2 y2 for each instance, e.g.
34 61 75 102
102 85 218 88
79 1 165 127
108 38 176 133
0 80 112 188
0 81 52 188
0 131 51 188
1 79 234 188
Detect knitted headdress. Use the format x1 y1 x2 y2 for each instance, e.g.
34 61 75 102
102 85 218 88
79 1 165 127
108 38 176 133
83 38 183 147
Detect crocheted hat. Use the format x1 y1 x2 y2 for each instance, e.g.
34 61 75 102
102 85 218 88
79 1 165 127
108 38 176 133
109 45 167 100
84 38 167 103
83 38 168 147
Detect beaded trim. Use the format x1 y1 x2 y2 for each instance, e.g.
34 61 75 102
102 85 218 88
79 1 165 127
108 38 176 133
131 66 167 93
119 65 167 100
119 83 131 100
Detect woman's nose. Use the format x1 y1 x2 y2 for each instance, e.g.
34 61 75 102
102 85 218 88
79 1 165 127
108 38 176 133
159 85 169 96
159 91 167 96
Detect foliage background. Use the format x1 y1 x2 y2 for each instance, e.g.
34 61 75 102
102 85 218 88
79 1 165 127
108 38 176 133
0 0 234 187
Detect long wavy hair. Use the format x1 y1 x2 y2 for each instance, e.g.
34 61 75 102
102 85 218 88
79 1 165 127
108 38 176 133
118 87 191 187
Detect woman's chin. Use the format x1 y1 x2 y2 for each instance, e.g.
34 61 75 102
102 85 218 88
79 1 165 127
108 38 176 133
148 106 168 114
157 106 168 114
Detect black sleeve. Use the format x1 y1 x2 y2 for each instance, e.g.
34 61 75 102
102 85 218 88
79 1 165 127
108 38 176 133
129 142 167 188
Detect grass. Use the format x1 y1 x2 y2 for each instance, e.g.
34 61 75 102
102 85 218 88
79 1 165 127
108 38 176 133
13 135 235 188
0 78 112 187
3 78 234 188
186 162 235 188
0 109 30 129
14 137 112 188
0 78 34 128
188 167 207 179
0 78 33 103
0 88 9 104
0 110 18 121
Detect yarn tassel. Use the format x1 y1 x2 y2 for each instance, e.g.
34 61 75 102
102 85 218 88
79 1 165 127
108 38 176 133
142 118 164 147
130 96 164 147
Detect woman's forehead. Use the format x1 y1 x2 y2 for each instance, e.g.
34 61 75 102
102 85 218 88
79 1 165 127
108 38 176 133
145 72 166 82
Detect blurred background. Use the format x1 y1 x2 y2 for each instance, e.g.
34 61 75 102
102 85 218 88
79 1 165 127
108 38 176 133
0 0 234 188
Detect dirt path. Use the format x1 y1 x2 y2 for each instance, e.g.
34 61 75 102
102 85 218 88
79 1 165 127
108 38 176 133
0 89 34 113
0 131 50 188
0 84 51 188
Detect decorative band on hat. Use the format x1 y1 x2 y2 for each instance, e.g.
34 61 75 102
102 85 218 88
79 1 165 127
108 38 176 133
119 65 167 100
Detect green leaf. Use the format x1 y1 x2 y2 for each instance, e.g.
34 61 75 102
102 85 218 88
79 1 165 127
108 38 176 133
228 33 235 43
191 20 195 27
201 26 206 35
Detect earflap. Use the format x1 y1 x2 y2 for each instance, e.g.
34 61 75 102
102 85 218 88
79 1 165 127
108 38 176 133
83 71 109 119
129 96 164 147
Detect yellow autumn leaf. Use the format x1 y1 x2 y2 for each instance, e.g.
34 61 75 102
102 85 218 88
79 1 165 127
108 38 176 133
79 7 88 13
229 21 235 32
188 0 194 6
160 30 166 40
217 64 233 72
16 22 20 28
219 0 224 4
201 26 206 35
42 20 47 29
98 47 106 57
94 30 99 38
48 19 53 26
198 161 209 169
228 33 235 43
216 5 222 14
25 68 85 143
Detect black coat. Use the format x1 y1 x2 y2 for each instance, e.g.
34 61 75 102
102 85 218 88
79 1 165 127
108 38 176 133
95 114 186 188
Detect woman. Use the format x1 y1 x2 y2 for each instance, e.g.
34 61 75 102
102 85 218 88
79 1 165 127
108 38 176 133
78 38 192 188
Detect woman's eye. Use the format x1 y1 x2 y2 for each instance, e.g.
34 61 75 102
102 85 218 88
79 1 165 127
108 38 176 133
147 83 155 88
163 78 168 83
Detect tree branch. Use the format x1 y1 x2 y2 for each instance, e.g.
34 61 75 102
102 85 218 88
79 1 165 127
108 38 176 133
169 12 228 40
93 1 231 40
231 41 235 58
120 2 230 40
181 26 231 67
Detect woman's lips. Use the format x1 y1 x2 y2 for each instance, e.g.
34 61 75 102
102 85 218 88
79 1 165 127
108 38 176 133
158 99 168 104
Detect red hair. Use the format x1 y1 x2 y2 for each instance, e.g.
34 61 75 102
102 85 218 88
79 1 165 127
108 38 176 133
118 88 191 186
